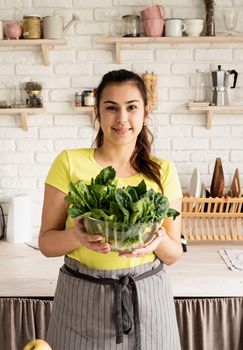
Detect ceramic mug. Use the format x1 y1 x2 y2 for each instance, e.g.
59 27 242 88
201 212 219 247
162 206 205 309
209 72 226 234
143 18 165 37
140 4 165 19
165 18 185 37
0 21 3 39
184 19 204 37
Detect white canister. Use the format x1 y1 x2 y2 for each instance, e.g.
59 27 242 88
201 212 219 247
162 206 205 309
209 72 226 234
165 18 186 37
6 195 32 243
43 15 64 39
0 21 3 40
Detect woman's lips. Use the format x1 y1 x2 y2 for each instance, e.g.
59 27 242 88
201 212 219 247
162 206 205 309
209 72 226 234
112 127 131 135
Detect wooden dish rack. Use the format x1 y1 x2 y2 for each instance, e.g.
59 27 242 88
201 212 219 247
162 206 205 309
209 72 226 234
181 197 243 241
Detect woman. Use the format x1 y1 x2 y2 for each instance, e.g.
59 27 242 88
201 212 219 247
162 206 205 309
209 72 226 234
39 69 183 350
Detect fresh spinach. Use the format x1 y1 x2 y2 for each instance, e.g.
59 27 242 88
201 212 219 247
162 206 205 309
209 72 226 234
65 166 180 250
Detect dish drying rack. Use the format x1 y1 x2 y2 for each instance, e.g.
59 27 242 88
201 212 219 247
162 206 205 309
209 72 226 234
181 197 243 241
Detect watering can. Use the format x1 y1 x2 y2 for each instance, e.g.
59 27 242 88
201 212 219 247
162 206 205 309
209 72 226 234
42 13 80 39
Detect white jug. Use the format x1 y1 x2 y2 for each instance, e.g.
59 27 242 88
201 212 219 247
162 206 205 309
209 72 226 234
6 195 32 243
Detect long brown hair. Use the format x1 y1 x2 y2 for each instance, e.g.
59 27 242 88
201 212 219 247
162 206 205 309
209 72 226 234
93 69 163 193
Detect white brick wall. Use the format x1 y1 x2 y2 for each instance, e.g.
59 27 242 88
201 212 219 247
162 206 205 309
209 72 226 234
0 0 243 237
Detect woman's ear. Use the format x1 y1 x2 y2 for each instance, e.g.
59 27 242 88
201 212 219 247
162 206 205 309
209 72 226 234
144 104 151 121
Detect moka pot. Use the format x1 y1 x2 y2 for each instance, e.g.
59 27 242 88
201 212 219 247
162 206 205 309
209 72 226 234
211 65 238 106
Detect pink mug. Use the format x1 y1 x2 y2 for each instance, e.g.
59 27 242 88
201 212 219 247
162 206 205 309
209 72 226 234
143 18 165 37
140 4 165 20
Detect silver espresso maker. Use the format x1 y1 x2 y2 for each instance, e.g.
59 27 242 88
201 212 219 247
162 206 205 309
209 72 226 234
211 65 238 106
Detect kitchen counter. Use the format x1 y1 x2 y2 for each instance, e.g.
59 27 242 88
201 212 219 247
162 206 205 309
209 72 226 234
1 240 243 297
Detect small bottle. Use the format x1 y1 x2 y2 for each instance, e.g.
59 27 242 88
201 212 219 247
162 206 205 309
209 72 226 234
75 92 82 107
194 69 206 102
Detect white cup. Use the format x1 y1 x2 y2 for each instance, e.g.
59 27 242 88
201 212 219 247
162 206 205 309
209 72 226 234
165 18 186 37
184 19 204 37
0 21 3 40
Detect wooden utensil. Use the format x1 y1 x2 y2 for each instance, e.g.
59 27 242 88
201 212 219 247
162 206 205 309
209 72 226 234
230 168 241 198
210 157 225 198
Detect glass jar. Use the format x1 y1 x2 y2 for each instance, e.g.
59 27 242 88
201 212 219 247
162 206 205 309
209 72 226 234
27 90 43 108
23 15 41 39
122 15 140 37
84 91 95 106
194 69 207 102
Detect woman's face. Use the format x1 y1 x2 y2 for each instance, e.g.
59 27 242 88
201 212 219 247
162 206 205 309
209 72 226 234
97 81 147 147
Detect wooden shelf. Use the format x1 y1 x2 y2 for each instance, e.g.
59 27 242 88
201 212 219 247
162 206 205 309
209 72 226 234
0 107 46 130
96 35 243 64
0 38 67 65
187 104 243 128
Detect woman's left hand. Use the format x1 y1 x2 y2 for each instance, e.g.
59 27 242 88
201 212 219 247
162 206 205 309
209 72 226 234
119 227 166 258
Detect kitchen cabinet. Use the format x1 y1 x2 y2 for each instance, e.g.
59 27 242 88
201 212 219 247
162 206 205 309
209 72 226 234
0 107 46 130
0 38 67 65
186 104 243 128
96 35 243 64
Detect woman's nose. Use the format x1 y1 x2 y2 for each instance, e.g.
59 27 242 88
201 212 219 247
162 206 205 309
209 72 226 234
116 108 128 123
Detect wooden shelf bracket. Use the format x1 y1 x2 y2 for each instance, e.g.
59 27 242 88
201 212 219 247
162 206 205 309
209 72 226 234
0 108 46 130
20 112 28 131
41 44 49 66
186 104 243 128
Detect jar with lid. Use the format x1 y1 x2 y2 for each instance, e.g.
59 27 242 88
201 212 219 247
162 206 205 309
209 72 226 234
27 90 43 108
193 69 207 102
83 90 95 106
122 15 140 37
23 15 41 39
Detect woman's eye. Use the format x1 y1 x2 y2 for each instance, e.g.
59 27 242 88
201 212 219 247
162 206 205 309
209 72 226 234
128 105 137 110
106 106 116 111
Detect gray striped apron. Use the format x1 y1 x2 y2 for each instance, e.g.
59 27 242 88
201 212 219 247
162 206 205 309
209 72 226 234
47 256 181 350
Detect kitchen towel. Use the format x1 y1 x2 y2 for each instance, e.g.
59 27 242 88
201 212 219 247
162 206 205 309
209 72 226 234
218 249 243 271
6 195 32 243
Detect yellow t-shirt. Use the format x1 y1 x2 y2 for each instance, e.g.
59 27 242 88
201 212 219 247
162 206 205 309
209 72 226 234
45 148 182 270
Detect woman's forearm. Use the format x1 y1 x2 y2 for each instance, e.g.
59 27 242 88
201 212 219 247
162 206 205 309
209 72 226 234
154 233 182 265
38 227 82 257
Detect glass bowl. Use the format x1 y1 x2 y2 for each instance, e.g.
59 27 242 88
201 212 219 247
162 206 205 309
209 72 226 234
83 216 161 252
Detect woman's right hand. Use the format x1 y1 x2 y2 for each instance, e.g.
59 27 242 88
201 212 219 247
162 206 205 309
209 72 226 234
74 218 111 254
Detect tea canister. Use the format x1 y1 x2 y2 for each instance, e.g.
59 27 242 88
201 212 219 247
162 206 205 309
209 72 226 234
23 15 41 39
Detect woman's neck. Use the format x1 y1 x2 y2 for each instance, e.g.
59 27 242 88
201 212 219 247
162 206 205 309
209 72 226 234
94 145 137 177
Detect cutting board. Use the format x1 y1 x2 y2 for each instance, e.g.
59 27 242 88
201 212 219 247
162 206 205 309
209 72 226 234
210 158 225 198
231 168 241 198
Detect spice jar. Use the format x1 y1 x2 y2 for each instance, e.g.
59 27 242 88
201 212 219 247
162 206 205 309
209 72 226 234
122 15 140 37
83 90 95 106
75 92 82 107
23 15 41 39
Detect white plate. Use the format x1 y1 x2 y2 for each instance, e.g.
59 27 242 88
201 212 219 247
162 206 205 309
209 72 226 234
190 168 201 198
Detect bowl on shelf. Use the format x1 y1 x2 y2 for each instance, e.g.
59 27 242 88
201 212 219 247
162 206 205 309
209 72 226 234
83 216 161 253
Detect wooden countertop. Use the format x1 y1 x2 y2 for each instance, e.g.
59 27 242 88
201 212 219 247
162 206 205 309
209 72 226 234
1 241 243 298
